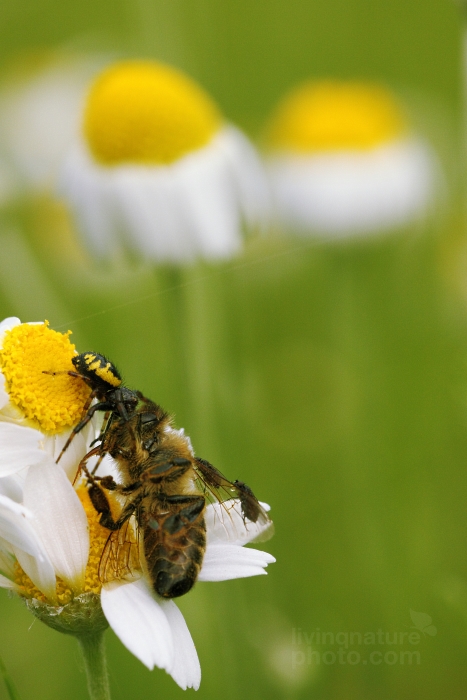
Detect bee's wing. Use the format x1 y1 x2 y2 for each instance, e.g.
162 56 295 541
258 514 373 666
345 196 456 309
193 458 273 544
99 514 142 584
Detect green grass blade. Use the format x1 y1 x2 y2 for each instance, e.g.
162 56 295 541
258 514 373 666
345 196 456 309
0 655 22 700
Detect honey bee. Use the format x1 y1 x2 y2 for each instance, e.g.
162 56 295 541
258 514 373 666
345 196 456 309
62 353 272 599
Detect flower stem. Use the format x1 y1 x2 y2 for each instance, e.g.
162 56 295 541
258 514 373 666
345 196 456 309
77 632 111 700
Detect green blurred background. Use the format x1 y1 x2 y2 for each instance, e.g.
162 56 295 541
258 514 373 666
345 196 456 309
1 0 467 698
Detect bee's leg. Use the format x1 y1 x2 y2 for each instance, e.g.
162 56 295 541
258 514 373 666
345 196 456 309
88 482 143 531
54 388 96 463
73 445 103 485
113 388 130 421
89 451 106 476
90 410 111 448
56 400 113 463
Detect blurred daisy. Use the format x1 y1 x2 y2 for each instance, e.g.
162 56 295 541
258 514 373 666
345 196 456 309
265 80 438 237
0 316 275 690
0 53 106 195
60 60 268 262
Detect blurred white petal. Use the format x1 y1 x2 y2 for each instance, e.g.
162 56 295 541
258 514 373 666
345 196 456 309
269 139 438 236
101 579 174 671
0 56 107 192
60 125 267 263
112 166 191 260
199 543 275 581
176 136 242 260
23 461 89 590
220 125 271 229
60 144 117 256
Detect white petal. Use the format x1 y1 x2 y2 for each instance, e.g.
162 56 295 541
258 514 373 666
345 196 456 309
14 548 57 600
101 579 174 671
0 317 21 347
0 573 16 588
159 599 201 690
0 494 56 598
0 530 56 600
0 548 15 578
43 423 94 483
0 423 46 476
0 421 44 477
205 500 273 545
0 474 24 502
199 543 275 581
23 460 89 590
0 494 38 553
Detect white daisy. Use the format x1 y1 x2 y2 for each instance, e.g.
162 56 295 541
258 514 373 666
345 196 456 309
0 53 106 195
59 60 268 263
0 317 275 690
0 460 274 689
265 80 438 237
0 317 97 482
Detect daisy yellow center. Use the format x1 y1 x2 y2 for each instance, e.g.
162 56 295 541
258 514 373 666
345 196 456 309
84 60 222 166
266 81 408 153
0 321 90 433
14 486 110 604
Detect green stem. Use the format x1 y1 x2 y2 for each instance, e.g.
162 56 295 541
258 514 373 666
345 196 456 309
77 632 111 700
0 655 22 700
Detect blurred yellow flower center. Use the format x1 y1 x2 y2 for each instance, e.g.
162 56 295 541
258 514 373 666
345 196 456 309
267 81 408 153
84 60 222 166
14 486 110 604
0 321 90 433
